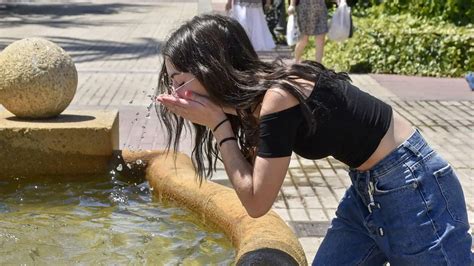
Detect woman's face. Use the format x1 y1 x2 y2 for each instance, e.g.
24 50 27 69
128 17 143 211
164 57 209 98
164 57 238 115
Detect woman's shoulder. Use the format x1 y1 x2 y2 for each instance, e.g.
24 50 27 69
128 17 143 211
259 78 316 116
259 87 300 117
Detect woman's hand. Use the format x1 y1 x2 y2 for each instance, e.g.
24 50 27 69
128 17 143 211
157 91 227 129
225 0 232 12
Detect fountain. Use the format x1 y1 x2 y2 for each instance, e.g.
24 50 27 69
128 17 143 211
0 38 307 265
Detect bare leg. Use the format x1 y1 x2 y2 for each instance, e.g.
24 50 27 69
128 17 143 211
294 35 309 63
314 33 326 64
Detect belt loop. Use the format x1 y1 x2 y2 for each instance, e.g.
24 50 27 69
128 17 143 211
403 142 422 157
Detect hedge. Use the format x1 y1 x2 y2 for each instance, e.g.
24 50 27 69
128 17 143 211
304 11 473 77
356 0 473 26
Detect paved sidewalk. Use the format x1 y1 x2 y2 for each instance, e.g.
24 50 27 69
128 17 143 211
1 0 472 263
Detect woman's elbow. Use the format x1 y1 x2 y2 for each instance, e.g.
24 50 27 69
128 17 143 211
245 204 271 218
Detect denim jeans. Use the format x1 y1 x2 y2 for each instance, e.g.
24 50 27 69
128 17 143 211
313 130 473 266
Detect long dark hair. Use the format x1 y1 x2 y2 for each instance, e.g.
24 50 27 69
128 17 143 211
155 14 349 183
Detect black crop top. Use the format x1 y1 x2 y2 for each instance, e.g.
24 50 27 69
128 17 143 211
257 79 392 168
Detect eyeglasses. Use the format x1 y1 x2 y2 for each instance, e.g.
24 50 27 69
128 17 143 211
169 77 196 96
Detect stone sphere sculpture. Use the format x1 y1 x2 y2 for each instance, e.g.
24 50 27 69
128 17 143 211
0 38 77 118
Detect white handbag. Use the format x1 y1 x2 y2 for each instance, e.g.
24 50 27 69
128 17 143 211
328 0 351 42
286 14 300 46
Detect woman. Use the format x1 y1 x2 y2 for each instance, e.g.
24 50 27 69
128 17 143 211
226 0 276 51
288 0 328 63
155 14 472 265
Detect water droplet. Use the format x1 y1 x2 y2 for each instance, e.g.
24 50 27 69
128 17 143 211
110 170 116 175
136 159 143 165
34 185 38 189
116 164 123 172
108 191 128 205
126 163 132 169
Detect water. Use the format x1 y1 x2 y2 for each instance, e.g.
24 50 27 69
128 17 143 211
123 89 156 151
0 174 235 264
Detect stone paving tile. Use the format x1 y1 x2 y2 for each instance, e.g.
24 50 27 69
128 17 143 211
307 208 327 221
289 208 311 221
303 197 323 209
298 237 323 263
371 74 473 101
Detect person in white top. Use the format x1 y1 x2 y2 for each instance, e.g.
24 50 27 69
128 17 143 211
226 0 276 51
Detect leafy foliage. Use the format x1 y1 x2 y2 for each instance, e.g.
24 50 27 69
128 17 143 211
359 0 474 26
304 10 473 77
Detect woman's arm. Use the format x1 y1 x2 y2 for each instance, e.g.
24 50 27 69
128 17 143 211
212 120 291 218
288 0 296 14
212 88 297 217
225 0 232 11
158 88 297 218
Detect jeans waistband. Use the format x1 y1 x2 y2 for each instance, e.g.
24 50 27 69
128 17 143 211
348 129 432 211
350 129 432 181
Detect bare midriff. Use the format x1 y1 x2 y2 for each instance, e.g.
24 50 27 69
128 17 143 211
356 111 415 171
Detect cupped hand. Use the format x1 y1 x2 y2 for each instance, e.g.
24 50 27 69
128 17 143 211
157 91 227 129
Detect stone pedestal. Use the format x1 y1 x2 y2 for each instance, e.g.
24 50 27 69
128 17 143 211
0 110 119 178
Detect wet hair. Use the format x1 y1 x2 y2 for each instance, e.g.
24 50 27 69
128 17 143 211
155 14 350 183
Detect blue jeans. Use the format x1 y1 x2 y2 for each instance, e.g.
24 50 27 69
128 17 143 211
313 130 473 266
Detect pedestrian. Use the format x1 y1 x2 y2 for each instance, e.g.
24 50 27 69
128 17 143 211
288 0 328 63
268 0 286 38
155 14 473 265
226 0 276 51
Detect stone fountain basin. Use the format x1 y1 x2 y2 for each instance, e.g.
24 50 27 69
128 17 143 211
0 109 307 265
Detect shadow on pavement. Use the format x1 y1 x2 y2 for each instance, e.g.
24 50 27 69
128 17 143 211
0 36 162 63
0 2 152 28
